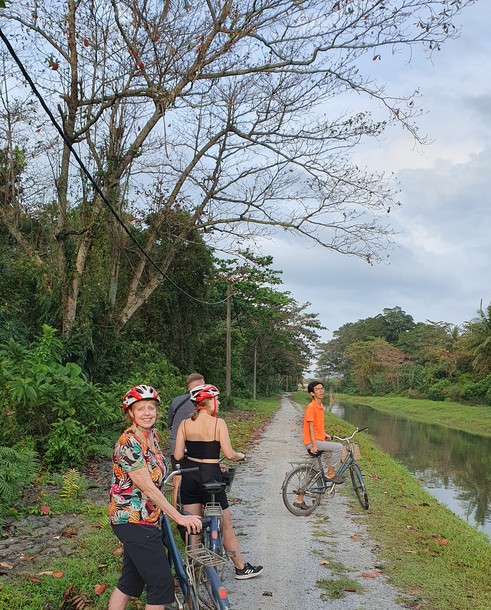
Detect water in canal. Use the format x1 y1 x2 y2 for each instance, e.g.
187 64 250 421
331 401 491 541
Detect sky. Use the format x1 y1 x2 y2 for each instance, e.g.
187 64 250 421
260 1 491 342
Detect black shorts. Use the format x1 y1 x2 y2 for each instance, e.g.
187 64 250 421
179 459 229 510
111 523 174 605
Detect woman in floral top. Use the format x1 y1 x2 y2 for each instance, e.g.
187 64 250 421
108 385 202 610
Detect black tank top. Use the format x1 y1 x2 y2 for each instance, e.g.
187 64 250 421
183 419 220 460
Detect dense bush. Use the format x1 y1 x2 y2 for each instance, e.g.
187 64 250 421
426 379 451 402
0 325 118 468
0 445 39 510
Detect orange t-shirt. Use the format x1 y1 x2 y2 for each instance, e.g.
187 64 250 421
303 400 326 445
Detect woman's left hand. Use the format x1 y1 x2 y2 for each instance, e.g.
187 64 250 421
176 513 203 534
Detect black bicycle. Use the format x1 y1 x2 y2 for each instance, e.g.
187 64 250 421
282 427 370 516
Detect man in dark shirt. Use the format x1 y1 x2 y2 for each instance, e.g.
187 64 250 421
167 372 205 506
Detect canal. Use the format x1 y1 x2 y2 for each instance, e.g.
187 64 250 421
331 401 491 541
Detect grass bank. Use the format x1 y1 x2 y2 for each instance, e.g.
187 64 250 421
335 393 491 437
292 390 491 610
0 396 280 610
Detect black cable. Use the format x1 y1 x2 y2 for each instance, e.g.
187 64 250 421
0 26 229 306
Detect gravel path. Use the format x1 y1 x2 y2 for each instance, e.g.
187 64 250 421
224 394 412 610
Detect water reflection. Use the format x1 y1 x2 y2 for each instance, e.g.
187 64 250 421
332 401 491 540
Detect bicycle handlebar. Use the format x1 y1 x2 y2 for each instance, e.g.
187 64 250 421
332 427 368 442
163 466 199 486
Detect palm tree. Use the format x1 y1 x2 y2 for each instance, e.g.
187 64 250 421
465 302 491 376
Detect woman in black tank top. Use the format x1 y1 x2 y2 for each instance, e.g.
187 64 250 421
174 384 263 580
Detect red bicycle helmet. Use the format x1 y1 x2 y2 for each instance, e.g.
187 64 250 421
122 385 160 410
190 384 220 404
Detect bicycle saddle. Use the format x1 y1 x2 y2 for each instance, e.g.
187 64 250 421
202 480 227 493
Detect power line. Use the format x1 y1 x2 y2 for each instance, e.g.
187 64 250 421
0 26 229 307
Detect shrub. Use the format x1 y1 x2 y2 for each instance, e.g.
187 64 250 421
0 445 39 510
426 379 451 401
0 325 118 468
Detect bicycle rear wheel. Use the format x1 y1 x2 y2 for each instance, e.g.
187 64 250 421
350 463 369 510
282 464 324 516
186 545 230 610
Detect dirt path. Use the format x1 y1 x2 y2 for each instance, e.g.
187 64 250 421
225 394 412 610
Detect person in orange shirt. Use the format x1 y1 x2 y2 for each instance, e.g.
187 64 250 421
294 380 344 510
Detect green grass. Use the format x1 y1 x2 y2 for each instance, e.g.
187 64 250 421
317 576 363 600
335 393 491 438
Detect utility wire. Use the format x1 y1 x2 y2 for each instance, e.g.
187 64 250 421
0 27 229 306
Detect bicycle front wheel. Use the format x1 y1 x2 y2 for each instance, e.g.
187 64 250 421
350 463 369 510
282 464 323 516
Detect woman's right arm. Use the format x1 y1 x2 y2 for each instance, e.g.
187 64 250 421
174 421 185 460
217 419 244 461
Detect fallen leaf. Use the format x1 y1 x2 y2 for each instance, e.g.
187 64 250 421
351 534 361 540
409 587 420 596
319 560 330 565
20 555 36 561
94 583 107 595
362 571 383 578
53 571 64 578
344 587 357 592
405 550 417 554
113 547 124 556
29 576 42 583
62 526 78 538
39 504 51 515
37 570 54 576
436 539 449 545
419 502 430 507
406 525 417 530
0 562 13 570
61 584 74 604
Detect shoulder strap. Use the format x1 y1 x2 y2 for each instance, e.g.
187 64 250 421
168 395 190 429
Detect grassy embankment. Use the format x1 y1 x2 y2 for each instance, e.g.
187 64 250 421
292 390 491 610
336 392 491 438
0 397 279 610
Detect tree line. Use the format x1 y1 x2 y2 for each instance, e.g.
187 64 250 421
316 305 491 405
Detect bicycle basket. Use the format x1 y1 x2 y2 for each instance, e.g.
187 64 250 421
162 482 175 505
342 442 361 462
221 465 236 491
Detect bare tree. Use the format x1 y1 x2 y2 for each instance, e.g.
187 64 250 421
0 0 476 336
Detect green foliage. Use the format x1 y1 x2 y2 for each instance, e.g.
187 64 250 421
60 469 86 503
0 445 39 509
427 379 451 401
0 325 118 468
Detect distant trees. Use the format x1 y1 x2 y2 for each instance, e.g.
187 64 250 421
316 305 491 405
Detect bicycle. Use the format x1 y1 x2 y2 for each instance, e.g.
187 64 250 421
282 427 370 516
200 459 241 574
161 466 231 610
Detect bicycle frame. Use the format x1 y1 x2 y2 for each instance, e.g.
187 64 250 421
161 467 231 610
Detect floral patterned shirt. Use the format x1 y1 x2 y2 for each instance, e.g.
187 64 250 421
108 427 167 526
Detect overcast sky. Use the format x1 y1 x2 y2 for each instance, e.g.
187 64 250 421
260 1 491 342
